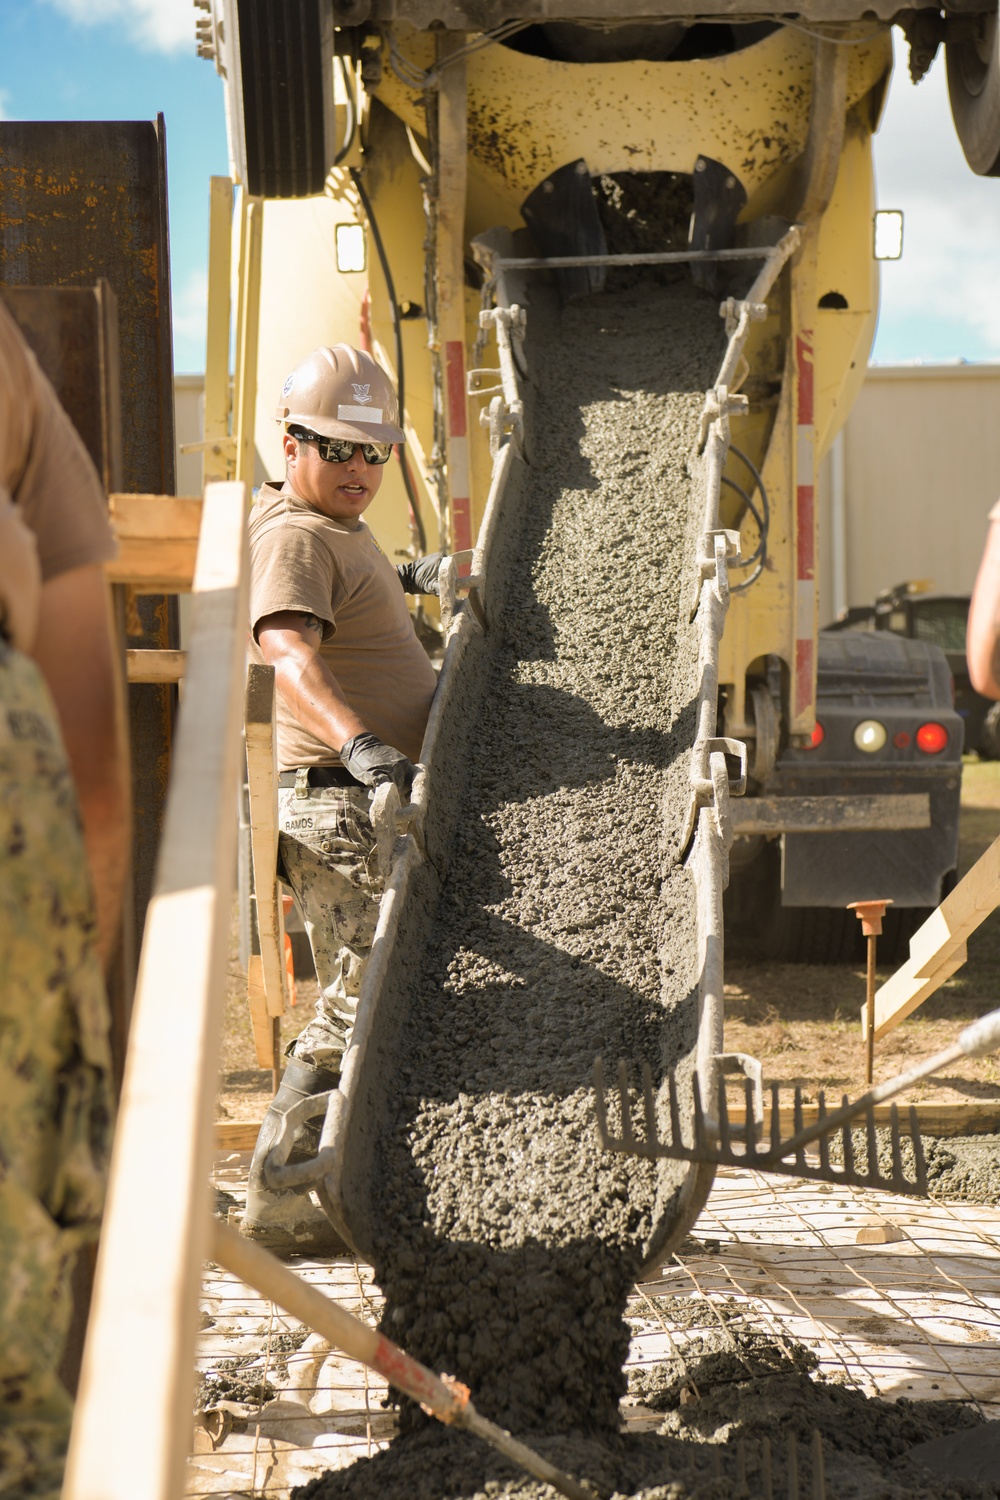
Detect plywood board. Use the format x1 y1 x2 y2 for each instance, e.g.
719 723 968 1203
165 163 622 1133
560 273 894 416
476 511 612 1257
64 482 248 1500
126 649 187 683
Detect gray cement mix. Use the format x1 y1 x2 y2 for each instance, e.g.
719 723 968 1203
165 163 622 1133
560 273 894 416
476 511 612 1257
294 275 997 1500
378 278 719 1419
921 1134 1000 1206
830 1128 1000 1207
296 276 724 1497
293 1342 995 1500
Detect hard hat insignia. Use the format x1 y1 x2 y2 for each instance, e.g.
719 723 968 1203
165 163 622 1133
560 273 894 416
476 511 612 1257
282 374 294 397
351 383 372 404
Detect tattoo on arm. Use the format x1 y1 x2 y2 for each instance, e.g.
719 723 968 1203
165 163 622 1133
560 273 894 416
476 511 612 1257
299 612 324 641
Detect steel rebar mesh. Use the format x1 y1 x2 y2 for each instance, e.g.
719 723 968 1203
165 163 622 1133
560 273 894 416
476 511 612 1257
186 1153 1000 1496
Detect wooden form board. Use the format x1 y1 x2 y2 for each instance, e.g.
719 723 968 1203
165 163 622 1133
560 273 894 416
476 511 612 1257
126 648 187 683
727 1100 1000 1140
215 1120 262 1151
244 663 288 1070
867 833 1000 1041
105 492 202 591
63 482 248 1500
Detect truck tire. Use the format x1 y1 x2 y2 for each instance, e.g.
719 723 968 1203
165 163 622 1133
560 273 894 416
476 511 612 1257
760 902 859 964
876 869 957 965
235 0 334 198
728 843 858 963
946 13 1000 176
761 903 930 965
981 701 1000 759
877 905 924 965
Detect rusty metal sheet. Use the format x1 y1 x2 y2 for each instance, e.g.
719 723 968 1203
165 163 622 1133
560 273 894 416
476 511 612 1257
0 118 178 961
0 117 174 492
0 282 123 492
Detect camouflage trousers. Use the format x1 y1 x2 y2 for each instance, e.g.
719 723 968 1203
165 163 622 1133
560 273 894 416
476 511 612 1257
0 646 114 1499
277 775 384 1071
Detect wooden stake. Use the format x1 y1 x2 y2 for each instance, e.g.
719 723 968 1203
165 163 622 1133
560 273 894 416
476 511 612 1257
244 662 287 1079
848 900 891 1086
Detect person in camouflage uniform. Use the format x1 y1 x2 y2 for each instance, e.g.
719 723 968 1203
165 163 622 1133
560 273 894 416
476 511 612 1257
0 648 115 1499
242 345 445 1252
0 303 125 1497
275 767 384 1069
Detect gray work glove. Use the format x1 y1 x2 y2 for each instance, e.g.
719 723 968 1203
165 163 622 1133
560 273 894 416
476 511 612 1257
340 731 417 798
396 552 444 596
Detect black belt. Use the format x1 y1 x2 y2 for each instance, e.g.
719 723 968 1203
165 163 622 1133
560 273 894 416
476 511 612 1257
277 766 362 789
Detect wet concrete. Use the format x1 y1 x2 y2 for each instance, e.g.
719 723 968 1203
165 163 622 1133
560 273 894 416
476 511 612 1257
831 1129 1000 1207
923 1135 1000 1207
294 277 998 1500
593 172 695 293
294 1340 995 1499
297 277 723 1499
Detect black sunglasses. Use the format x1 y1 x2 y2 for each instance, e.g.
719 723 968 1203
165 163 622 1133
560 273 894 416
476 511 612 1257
291 427 393 465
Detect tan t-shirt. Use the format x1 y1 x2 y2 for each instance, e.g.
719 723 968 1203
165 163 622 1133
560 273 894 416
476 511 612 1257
248 481 437 770
0 300 116 647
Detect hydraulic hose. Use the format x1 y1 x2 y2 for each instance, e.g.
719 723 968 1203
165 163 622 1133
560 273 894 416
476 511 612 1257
349 165 428 554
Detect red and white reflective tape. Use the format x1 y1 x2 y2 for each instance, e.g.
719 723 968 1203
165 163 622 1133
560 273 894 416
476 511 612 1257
445 339 472 552
794 331 816 721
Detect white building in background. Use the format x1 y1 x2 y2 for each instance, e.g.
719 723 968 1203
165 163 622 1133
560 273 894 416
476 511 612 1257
175 361 1000 622
173 374 207 499
817 363 1000 625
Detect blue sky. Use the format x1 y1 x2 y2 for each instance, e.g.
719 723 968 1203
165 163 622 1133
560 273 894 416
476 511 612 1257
0 0 228 373
872 50 1000 364
2 1 998 370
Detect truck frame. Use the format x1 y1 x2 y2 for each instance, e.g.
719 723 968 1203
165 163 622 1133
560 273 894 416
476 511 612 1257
196 0 972 952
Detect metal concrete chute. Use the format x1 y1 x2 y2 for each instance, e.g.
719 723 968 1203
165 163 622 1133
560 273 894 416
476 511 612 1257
313 268 520 1257
293 219 796 1271
197 0 973 1268
791 37 851 227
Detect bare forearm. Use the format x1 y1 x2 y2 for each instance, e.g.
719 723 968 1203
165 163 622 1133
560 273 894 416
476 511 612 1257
260 625 367 753
32 566 131 970
968 522 1000 699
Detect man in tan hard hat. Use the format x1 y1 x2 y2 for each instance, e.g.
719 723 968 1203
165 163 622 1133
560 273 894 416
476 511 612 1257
243 344 442 1252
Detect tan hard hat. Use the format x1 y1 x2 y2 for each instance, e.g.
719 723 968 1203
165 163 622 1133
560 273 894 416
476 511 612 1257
275 345 404 444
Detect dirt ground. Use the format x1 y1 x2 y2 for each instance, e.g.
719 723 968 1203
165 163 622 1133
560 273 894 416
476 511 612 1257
216 756 1000 1125
724 755 1000 1110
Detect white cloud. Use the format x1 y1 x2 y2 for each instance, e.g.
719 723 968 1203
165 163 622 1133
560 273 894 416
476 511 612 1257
41 0 194 55
873 54 1000 358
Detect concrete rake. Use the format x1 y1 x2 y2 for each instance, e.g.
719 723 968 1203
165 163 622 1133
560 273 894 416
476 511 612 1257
594 1006 1000 1196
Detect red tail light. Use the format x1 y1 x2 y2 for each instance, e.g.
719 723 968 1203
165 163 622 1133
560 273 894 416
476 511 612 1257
805 721 825 749
916 721 948 754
